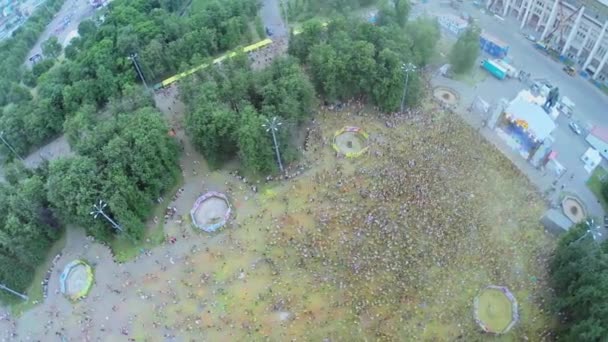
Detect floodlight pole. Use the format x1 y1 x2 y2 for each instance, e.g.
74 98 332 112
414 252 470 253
0 131 24 161
90 200 124 233
128 53 149 90
572 218 603 244
282 0 288 30
400 62 417 114
263 117 284 173
0 283 28 301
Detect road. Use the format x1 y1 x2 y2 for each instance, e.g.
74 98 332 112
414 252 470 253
417 1 607 219
25 0 96 64
259 0 288 38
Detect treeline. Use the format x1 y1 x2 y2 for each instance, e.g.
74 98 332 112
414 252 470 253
0 0 65 106
181 57 315 173
288 16 439 111
286 0 376 21
550 222 608 340
0 170 61 303
0 0 259 158
0 0 259 301
47 105 180 242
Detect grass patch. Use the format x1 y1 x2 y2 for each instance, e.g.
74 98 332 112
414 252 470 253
586 166 608 212
429 38 453 65
453 65 488 86
110 173 184 263
10 230 67 316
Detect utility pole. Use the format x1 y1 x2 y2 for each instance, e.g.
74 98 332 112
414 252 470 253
128 53 149 90
0 131 24 161
0 283 28 301
90 200 124 233
262 117 284 173
400 62 417 113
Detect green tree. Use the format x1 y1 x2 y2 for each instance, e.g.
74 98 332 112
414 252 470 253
601 180 608 203
449 26 480 74
550 222 608 340
46 156 102 226
41 36 62 59
188 103 239 167
406 17 440 65
237 107 276 174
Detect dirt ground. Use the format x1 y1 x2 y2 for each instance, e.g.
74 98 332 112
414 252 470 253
0 84 556 340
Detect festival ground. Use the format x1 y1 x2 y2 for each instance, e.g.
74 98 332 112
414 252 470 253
2 87 556 340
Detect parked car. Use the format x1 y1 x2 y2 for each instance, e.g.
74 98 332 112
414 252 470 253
524 34 536 42
569 121 582 135
563 65 576 76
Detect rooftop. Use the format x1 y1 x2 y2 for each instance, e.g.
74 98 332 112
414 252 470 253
590 126 608 142
504 97 557 141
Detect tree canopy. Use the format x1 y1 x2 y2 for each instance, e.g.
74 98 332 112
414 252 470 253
0 0 259 158
0 173 61 303
550 222 608 340
47 107 180 241
289 16 432 111
41 36 62 59
182 57 315 173
449 26 480 74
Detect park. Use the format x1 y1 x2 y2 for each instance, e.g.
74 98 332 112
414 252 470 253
0 0 607 340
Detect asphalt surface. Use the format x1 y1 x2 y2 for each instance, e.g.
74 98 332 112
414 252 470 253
418 1 607 219
25 0 97 64
259 0 288 38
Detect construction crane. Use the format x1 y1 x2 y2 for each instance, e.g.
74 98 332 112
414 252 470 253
542 3 583 48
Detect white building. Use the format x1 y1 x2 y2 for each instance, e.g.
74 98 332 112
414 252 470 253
586 126 608 158
490 0 608 82
581 147 602 172
437 14 469 35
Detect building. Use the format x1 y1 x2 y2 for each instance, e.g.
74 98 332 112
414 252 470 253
489 0 608 82
586 126 608 158
437 14 469 35
581 147 602 172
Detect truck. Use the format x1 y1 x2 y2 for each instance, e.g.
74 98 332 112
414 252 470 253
492 59 517 78
479 33 509 58
481 59 507 79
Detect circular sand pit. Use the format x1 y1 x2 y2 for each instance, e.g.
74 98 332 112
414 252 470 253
561 195 586 223
59 260 94 301
474 286 519 334
433 86 460 106
332 126 369 158
190 192 232 232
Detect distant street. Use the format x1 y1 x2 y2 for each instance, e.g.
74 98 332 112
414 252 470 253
25 0 97 64
259 0 288 38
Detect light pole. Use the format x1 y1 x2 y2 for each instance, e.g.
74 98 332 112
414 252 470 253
90 200 124 233
572 218 603 244
0 131 24 161
128 53 149 90
282 0 289 31
262 117 284 173
400 62 417 114
0 283 28 301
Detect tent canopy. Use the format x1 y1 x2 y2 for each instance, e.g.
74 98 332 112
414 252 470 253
504 98 556 141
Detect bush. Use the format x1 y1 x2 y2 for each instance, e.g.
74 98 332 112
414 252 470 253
601 181 608 203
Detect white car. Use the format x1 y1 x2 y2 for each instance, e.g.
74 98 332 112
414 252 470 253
569 121 582 135
524 34 536 42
